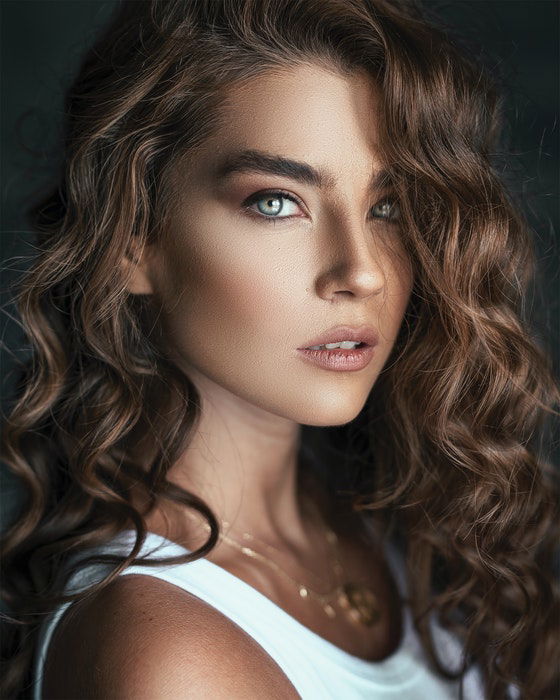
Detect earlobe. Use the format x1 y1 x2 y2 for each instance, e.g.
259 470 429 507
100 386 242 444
120 241 157 295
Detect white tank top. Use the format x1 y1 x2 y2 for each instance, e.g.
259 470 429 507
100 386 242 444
32 529 489 699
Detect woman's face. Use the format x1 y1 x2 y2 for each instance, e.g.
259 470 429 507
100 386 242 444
141 62 413 426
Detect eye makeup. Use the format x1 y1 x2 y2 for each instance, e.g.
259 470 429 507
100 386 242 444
241 189 306 225
240 189 401 225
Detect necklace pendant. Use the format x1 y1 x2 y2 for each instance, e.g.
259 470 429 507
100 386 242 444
338 583 381 627
299 586 308 598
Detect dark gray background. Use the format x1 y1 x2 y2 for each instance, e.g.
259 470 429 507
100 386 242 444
1 1 559 529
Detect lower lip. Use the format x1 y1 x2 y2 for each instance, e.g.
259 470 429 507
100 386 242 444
296 345 376 371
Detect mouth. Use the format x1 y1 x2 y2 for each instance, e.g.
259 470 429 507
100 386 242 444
296 342 376 372
297 324 379 351
303 341 368 351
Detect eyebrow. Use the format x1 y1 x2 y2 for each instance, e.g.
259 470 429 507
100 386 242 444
214 149 391 192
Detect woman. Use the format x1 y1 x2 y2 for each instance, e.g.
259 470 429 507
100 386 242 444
1 0 558 698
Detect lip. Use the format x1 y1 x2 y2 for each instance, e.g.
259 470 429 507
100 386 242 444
297 324 379 350
296 344 376 372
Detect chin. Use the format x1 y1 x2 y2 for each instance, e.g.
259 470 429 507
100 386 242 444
298 411 364 428
282 391 369 428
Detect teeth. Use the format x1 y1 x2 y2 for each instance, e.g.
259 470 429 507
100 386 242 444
308 340 361 350
334 341 360 349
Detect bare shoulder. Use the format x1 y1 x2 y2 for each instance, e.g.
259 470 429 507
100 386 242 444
42 573 300 699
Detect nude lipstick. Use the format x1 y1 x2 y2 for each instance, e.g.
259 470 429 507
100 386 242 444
296 324 378 372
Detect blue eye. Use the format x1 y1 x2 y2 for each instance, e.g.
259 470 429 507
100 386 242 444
241 191 400 225
242 190 303 224
371 198 400 221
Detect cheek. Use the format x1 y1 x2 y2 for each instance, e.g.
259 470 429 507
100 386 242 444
155 229 298 359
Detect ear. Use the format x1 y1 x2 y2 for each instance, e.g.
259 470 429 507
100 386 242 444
120 239 158 295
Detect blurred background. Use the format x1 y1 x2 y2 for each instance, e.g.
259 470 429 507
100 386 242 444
1 1 559 532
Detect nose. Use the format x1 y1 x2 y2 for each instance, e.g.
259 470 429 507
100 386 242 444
314 217 387 302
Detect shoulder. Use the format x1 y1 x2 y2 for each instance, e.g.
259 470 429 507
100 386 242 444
42 573 299 699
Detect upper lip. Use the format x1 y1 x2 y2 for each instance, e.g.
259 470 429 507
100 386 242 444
297 324 379 349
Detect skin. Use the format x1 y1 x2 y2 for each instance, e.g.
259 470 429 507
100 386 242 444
124 62 413 574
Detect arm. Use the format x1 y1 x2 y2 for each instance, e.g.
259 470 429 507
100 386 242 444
42 573 300 699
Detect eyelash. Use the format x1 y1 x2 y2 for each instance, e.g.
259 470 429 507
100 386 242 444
241 190 304 225
241 190 399 225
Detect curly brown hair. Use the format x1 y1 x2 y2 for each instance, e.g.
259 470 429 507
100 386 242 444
1 1 559 698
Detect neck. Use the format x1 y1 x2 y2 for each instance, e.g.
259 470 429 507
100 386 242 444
129 365 335 553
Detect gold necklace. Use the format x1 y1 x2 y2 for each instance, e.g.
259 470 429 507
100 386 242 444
222 496 339 588
189 499 382 627
220 527 342 618
232 528 338 589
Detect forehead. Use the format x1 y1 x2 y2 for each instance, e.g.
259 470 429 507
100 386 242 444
203 62 383 176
